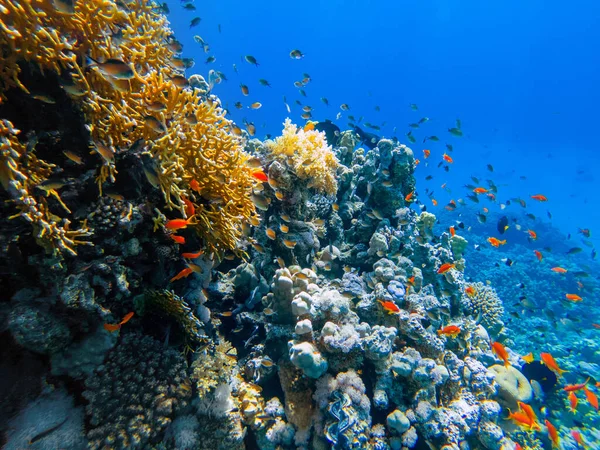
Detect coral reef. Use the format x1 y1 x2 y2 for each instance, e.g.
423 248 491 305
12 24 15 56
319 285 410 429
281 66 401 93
3 0 596 448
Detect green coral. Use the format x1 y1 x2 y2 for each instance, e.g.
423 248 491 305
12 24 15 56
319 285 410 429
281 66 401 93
135 290 207 346
450 235 468 259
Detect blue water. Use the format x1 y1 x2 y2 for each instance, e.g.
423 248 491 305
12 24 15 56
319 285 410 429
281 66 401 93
167 0 600 242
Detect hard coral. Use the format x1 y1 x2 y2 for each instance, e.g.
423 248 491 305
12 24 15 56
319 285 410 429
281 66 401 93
266 118 339 195
461 282 505 335
84 333 192 449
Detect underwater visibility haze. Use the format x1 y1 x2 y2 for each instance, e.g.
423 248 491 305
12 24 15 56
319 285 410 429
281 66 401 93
0 0 599 449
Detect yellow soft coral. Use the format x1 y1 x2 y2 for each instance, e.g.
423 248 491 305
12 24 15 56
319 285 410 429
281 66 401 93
0 120 92 255
0 0 259 256
266 118 339 196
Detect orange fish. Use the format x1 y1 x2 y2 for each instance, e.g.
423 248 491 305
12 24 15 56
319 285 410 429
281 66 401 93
491 341 510 367
437 263 455 274
266 227 277 240
487 237 507 247
182 250 204 259
407 276 415 286
483 207 489 213
378 300 400 314
252 169 268 182
190 179 201 192
465 286 476 297
104 312 134 332
170 267 193 282
414 158 420 166
565 293 582 302
564 378 590 392
487 193 496 201
166 217 194 230
473 187 488 194
423 149 431 158
593 324 600 329
583 387 598 410
545 419 560 449
571 430 585 448
442 153 453 163
437 325 461 338
551 267 567 273
405 191 414 202
568 391 578 412
170 235 185 245
182 196 195 217
449 226 455 237
517 402 540 430
432 198 438 206
540 352 567 376
526 229 537 240
530 194 548 202
507 409 534 430
534 250 542 261
119 311 134 325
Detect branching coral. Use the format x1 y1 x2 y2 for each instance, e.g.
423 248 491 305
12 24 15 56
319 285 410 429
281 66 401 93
0 0 260 256
266 118 340 195
0 119 92 255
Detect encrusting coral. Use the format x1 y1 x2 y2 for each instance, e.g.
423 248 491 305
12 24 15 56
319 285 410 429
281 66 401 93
0 0 259 257
265 118 340 196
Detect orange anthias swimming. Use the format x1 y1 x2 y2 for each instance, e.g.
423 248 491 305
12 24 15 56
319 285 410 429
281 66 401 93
563 378 589 392
565 293 583 302
518 402 541 431
251 169 268 183
491 341 510 367
540 352 567 376
545 419 560 449
165 217 195 230
437 325 461 338
568 391 578 413
378 300 401 314
465 286 476 297
442 153 453 163
583 386 599 411
473 187 488 194
526 229 537 240
437 263 455 274
530 194 548 202
487 237 507 247
534 250 543 261
104 311 134 332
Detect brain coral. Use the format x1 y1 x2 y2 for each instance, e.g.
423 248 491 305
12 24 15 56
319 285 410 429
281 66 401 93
461 282 505 334
266 118 340 195
83 333 191 449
